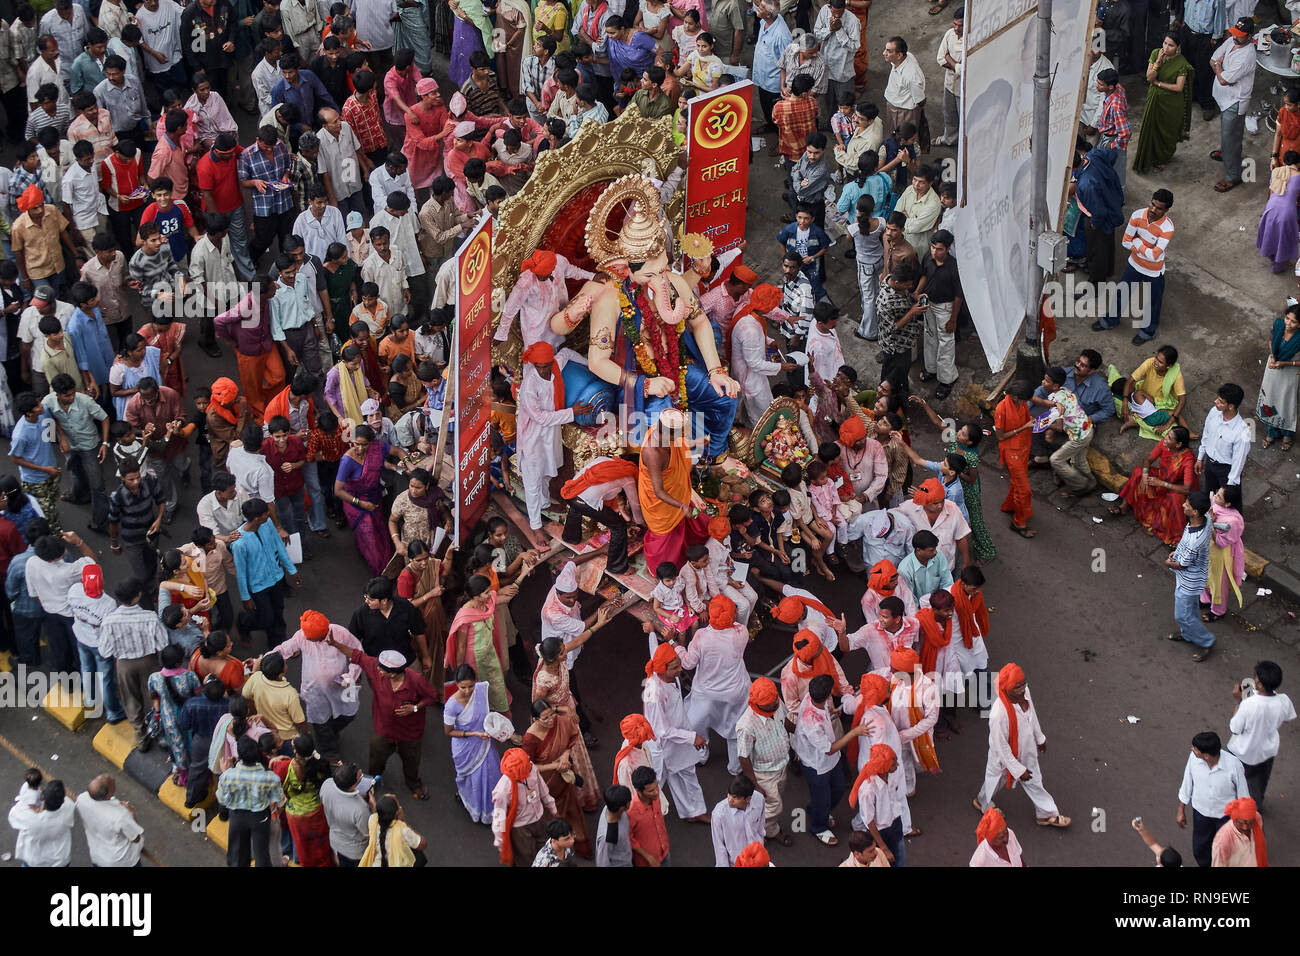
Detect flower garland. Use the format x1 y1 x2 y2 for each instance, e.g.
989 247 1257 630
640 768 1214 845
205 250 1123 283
619 279 687 406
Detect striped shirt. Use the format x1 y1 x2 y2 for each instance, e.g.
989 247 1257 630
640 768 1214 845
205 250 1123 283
98 603 169 661
237 140 293 217
1170 522 1212 594
1122 208 1173 277
24 103 71 141
107 473 163 543
735 702 791 772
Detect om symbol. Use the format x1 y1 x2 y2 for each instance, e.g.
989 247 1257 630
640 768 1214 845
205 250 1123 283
459 232 491 297
692 94 749 151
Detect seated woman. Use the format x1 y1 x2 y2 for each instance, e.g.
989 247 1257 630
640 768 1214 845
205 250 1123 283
1109 426 1196 544
519 699 594 859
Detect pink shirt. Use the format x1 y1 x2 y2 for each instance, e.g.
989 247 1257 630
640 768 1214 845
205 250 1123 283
491 767 556 848
271 623 362 724
808 480 840 523
148 132 191 198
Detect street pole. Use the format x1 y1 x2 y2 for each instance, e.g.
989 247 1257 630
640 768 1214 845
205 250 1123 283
1023 0 1053 350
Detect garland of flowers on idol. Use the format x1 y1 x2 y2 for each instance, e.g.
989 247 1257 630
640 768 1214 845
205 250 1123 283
619 278 688 408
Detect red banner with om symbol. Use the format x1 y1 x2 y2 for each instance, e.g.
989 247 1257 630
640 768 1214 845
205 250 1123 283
453 215 493 543
684 80 753 254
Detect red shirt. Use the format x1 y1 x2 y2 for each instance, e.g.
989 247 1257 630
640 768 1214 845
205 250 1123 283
348 648 439 741
627 792 670 865
260 435 308 498
773 94 818 162
194 150 244 214
99 151 146 212
342 94 386 155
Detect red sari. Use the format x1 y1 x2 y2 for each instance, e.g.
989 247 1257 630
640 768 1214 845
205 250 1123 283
520 714 592 858
1119 444 1197 545
138 321 186 395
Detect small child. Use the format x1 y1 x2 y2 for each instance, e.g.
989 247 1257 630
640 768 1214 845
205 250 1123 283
307 409 348 528
490 376 517 488
161 602 206 655
830 90 856 171
183 385 213 493
111 419 151 478
1113 377 1189 435
650 560 697 644
346 210 371 267
128 221 186 306
782 461 834 581
614 66 639 114
15 768 42 809
738 489 796 592
139 176 198 265
806 459 844 564
351 281 390 337
771 487 793 551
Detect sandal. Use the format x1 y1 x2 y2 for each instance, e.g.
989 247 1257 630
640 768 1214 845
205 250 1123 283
1210 150 1223 161
1192 647 1213 663
1262 436 1275 449
1010 523 1037 538
1284 438 1294 452
1214 179 1238 193
905 827 923 838
1166 632 1186 642
1036 814 1072 828
814 830 839 846
1201 610 1223 623
1107 506 1126 516
410 785 430 800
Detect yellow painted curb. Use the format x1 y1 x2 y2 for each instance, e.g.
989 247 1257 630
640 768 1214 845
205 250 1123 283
158 778 215 820
92 721 135 770
0 650 11 673
1244 549 1268 579
205 815 229 852
42 686 86 732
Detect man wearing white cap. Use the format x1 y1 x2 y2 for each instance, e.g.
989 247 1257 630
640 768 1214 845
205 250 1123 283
324 631 441 801
862 506 914 570
362 397 399 447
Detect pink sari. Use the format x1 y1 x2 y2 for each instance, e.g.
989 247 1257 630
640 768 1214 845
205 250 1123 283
446 592 511 712
340 441 394 575
1201 503 1245 616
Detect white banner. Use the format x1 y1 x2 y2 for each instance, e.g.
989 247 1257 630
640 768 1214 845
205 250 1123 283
954 0 1096 371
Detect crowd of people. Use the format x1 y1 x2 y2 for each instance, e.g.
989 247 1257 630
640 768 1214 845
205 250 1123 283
0 0 1293 871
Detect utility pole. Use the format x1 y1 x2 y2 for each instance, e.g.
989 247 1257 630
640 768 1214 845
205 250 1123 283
1022 0 1053 350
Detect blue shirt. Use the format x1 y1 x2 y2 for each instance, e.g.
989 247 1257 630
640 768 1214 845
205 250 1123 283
753 16 792 93
230 520 297 601
270 272 316 339
897 550 953 600
606 31 657 78
65 306 115 387
271 69 338 122
148 202 189 264
9 413 55 483
237 140 293 217
5 547 43 618
1032 368 1114 424
1170 522 1211 593
1183 0 1225 37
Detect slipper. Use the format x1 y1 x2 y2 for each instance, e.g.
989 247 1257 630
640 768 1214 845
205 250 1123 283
774 829 794 847
1214 179 1237 193
1036 814 1071 828
1010 523 1037 539
1107 506 1126 516
827 814 837 828
815 830 839 846
1192 647 1213 662
928 0 948 12
1262 436 1275 449
1200 611 1222 623
1166 633 1186 642
905 827 923 838
1210 150 1222 161
1284 439 1294 452
410 785 430 800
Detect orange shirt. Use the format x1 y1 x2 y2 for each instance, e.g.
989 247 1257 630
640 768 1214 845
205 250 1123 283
627 792 670 865
994 395 1032 463
379 333 415 366
638 435 691 535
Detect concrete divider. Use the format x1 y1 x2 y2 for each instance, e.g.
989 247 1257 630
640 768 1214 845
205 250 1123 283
41 687 87 732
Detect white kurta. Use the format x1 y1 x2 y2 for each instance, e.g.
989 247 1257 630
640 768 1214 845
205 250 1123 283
730 313 781 424
890 674 939 793
781 584 838 650
849 704 911 832
969 828 1024 867
804 324 844 385
861 578 917 622
950 613 989 677
495 254 594 348
681 624 751 772
977 688 1059 818
643 674 708 818
517 355 575 529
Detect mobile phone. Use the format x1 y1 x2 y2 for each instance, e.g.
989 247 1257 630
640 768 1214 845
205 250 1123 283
918 294 929 308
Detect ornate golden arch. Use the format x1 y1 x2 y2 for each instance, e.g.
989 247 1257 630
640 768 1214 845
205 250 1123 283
490 105 683 371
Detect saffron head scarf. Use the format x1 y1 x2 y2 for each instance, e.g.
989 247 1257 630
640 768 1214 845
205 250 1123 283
734 841 771 867
774 593 834 625
997 662 1026 787
709 594 736 629
299 610 330 640
522 341 565 409
748 677 779 717
847 672 891 767
912 477 945 505
890 647 920 675
868 559 898 595
612 714 655 785
522 249 557 277
209 377 240 424
16 184 43 212
839 415 866 446
1224 798 1268 867
645 642 678 678
848 743 896 807
976 806 1007 845
708 516 731 540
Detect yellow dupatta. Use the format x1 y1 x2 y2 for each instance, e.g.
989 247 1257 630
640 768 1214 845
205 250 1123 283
334 360 367 425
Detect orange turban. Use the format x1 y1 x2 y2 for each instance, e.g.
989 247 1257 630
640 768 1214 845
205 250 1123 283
792 628 822 664
890 647 920 674
748 677 779 716
774 593 835 626
997 663 1026 787
709 594 736 629
299 610 330 640
839 415 866 446
16 183 43 212
521 249 557 277
846 672 890 767
976 807 1007 845
868 559 898 595
645 642 678 678
912 478 945 505
1224 798 1268 866
499 748 533 865
848 743 896 807
209 377 240 423
791 629 841 689
708 516 732 540
521 341 556 365
734 841 770 867
731 264 759 286
747 282 781 313
612 713 656 785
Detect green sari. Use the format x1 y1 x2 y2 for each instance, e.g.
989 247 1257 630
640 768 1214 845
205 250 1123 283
947 440 995 561
1133 50 1193 173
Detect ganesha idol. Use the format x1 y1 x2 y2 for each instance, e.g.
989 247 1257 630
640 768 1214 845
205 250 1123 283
547 174 740 463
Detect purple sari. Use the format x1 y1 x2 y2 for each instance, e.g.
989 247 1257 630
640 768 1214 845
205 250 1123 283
338 441 394 575
1257 172 1300 272
449 16 486 88
444 681 501 824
